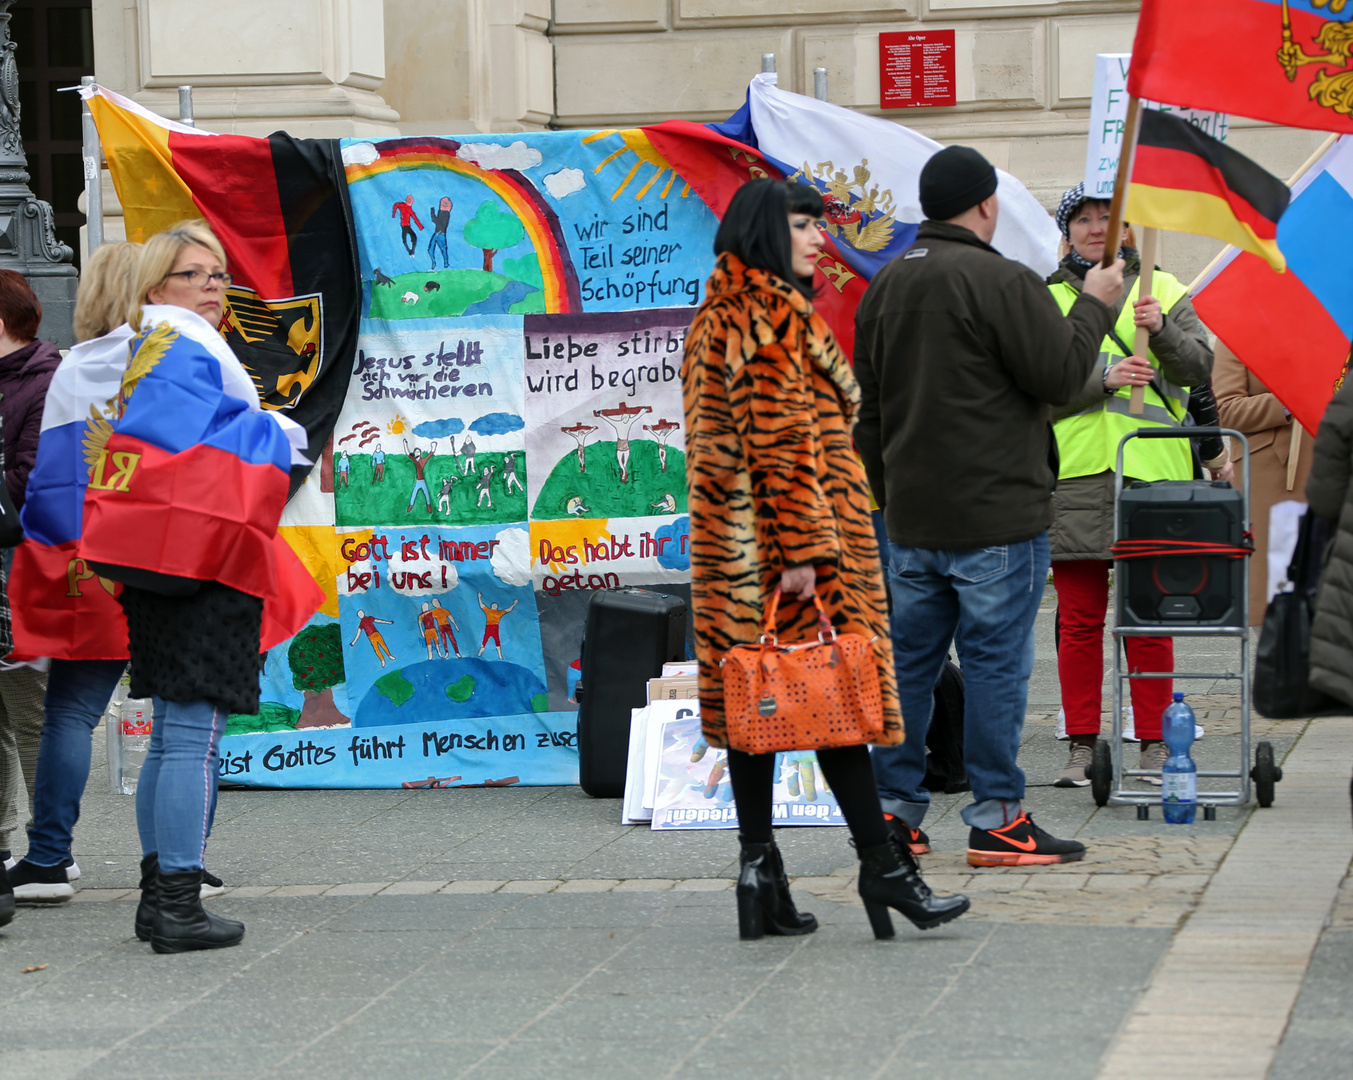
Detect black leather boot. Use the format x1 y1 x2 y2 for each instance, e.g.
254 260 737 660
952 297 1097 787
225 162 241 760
151 869 245 954
736 837 818 940
855 837 970 938
134 853 158 942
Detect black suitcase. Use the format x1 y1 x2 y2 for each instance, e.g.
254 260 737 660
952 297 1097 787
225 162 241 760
576 587 687 797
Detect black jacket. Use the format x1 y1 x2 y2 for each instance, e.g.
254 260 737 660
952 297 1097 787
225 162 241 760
854 221 1113 549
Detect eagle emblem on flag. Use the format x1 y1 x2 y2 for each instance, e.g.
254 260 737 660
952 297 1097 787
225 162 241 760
788 159 898 252
81 320 175 478
1278 0 1353 115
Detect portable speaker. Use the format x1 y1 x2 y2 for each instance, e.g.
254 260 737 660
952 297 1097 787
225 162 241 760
1116 479 1246 628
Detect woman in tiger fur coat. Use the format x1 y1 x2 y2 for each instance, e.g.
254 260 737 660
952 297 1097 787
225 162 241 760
681 180 968 941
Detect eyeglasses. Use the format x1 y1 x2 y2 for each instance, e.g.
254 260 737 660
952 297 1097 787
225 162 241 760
164 269 232 288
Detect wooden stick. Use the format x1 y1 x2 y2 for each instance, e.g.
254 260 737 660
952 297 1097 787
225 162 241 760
1287 422 1303 491
1128 227 1157 415
1102 96 1143 273
1185 133 1339 292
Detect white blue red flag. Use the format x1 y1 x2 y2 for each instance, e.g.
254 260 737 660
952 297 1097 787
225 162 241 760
1192 135 1353 433
709 73 1062 280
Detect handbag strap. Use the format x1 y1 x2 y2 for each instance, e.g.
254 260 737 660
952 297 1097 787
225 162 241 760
760 588 835 645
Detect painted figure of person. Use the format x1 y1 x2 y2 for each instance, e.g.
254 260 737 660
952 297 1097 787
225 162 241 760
567 657 583 703
502 451 524 494
651 492 677 514
350 609 396 667
337 449 351 488
371 443 386 482
594 401 652 483
476 464 497 509
431 598 461 658
444 434 458 475
560 422 595 473
566 496 590 517
403 438 437 512
477 592 520 660
460 436 476 476
437 473 457 514
428 196 452 270
392 195 424 256
418 602 445 660
643 418 680 473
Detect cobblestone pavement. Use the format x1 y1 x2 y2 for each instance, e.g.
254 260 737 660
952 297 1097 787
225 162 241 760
1 674 1350 1080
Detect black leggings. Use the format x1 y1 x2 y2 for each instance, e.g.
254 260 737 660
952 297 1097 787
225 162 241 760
726 745 890 849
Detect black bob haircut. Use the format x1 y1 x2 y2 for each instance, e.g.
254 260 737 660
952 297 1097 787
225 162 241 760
713 179 825 298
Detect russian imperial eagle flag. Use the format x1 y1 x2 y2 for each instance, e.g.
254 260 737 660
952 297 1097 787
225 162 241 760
79 306 322 649
1129 0 1353 135
12 305 324 660
9 327 136 659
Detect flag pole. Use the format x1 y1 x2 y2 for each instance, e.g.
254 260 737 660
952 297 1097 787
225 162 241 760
1129 227 1157 416
1103 96 1146 414
1186 133 1339 292
1287 423 1303 491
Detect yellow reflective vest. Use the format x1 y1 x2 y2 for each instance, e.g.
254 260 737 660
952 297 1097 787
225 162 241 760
1048 271 1193 482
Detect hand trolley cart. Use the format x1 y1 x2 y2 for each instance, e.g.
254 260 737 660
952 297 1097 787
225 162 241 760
1087 428 1282 815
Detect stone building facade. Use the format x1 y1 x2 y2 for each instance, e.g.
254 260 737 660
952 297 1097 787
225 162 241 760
86 1 1324 280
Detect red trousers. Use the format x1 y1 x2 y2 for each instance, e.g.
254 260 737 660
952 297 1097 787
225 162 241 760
1053 559 1171 740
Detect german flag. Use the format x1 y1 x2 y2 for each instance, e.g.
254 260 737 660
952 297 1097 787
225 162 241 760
84 85 359 491
1126 107 1290 272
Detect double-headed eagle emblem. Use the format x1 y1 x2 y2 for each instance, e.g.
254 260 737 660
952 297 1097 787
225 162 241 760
81 321 177 479
788 159 898 253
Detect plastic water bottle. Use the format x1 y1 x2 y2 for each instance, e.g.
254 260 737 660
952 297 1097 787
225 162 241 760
1160 691 1198 824
119 698 154 795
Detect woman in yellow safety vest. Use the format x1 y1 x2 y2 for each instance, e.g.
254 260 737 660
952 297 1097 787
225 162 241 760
1046 183 1214 791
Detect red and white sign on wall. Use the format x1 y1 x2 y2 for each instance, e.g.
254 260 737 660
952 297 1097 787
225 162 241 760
879 30 956 109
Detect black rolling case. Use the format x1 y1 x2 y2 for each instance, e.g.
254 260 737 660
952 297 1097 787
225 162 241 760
576 587 687 797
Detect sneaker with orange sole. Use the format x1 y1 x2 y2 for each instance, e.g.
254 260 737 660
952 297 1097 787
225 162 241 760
884 814 930 855
966 812 1086 867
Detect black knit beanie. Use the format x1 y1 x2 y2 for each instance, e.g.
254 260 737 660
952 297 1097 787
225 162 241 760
919 146 998 221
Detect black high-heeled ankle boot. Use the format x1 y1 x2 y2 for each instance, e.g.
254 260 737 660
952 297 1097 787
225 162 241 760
855 837 970 939
134 853 158 942
736 837 818 940
150 869 245 954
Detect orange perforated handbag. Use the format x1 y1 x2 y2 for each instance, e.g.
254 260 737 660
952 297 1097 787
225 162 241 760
720 589 884 755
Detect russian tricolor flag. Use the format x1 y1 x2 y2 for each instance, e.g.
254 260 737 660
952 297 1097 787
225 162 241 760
1193 135 1353 434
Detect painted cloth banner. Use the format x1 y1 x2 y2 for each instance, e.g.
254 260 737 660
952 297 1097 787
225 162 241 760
84 88 1065 788
215 126 726 787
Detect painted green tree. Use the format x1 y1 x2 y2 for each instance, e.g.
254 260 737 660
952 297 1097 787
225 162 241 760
289 623 345 692
463 200 526 273
287 623 349 728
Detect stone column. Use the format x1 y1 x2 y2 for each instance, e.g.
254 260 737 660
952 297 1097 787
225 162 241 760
0 0 77 348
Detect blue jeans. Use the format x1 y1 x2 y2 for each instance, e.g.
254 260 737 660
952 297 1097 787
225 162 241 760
135 697 226 873
429 231 448 269
871 532 1049 831
25 659 127 867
